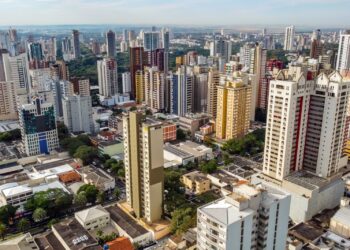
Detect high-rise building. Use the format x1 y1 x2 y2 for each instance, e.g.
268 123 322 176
122 72 131 94
263 70 350 181
123 111 164 223
3 52 31 93
143 32 160 51
144 66 165 112
216 75 252 140
129 47 148 100
50 60 69 81
284 25 295 51
69 77 90 97
207 68 220 118
0 49 8 81
310 29 323 59
29 68 51 91
336 30 350 72
28 42 44 62
135 70 144 103
171 66 194 116
197 183 290 250
193 73 208 113
18 92 59 156
97 58 118 97
72 30 80 59
212 37 232 61
0 81 17 120
106 30 116 58
239 43 255 68
62 95 94 134
91 40 100 55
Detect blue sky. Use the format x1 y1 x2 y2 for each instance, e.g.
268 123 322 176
0 0 349 27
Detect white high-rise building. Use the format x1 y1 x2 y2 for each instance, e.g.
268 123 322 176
62 95 94 134
29 68 51 91
336 30 350 72
263 70 350 181
3 52 31 93
0 81 17 120
122 72 131 94
239 43 255 69
144 66 165 112
197 183 290 250
97 58 118 97
284 25 295 51
18 92 59 156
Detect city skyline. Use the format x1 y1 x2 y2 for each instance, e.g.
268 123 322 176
0 0 350 28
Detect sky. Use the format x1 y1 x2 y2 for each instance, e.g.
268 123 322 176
0 0 349 28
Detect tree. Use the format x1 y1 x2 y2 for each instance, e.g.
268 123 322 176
199 159 217 174
0 205 17 225
0 129 21 142
74 145 98 165
75 192 88 206
113 187 120 199
176 129 186 140
164 170 187 214
170 207 196 235
0 223 6 240
57 122 70 140
97 191 106 203
129 106 137 111
32 208 47 222
17 218 30 232
47 218 58 228
145 109 153 116
78 184 99 203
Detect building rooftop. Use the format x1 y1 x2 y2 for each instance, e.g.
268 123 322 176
106 205 149 239
164 144 193 159
199 198 255 225
0 233 38 249
79 166 114 189
29 163 74 180
35 231 65 250
331 206 350 228
289 222 324 243
0 172 29 185
183 171 209 183
52 218 100 250
284 171 329 190
75 205 109 224
178 141 212 158
105 237 134 250
1 183 32 198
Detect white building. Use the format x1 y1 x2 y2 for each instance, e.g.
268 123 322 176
284 25 295 51
336 30 350 72
62 95 94 134
18 94 59 156
75 205 110 231
122 72 131 94
97 57 118 97
3 52 31 93
263 70 350 181
197 183 291 250
144 66 165 112
29 68 51 91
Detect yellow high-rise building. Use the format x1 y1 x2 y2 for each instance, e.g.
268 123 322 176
123 112 164 223
215 79 251 140
135 70 144 104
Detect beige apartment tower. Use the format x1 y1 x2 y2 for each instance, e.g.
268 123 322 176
216 79 251 140
0 81 17 120
207 68 220 118
123 111 164 223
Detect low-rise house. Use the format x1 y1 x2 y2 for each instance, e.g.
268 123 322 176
106 205 153 246
0 233 39 250
105 237 134 250
79 166 115 192
330 205 350 238
181 171 211 194
52 218 101 250
75 205 110 231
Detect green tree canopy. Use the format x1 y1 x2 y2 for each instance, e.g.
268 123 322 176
199 159 218 174
74 145 98 165
32 208 47 222
17 218 30 232
78 184 99 203
75 191 88 206
0 204 17 225
170 207 196 236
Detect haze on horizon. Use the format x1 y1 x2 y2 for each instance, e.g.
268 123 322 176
0 0 349 28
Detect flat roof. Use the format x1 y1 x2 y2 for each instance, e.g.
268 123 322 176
0 172 29 185
164 144 193 159
331 206 350 228
106 205 149 239
52 218 100 250
284 171 328 190
289 222 324 243
32 158 75 172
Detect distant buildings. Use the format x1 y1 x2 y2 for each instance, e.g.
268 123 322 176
336 30 350 72
144 66 165 112
122 72 131 94
62 95 94 134
310 29 323 59
284 25 295 51
123 112 164 223
18 93 59 156
72 29 80 59
197 183 290 250
106 30 116 58
0 81 17 120
206 68 220 118
97 57 118 97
